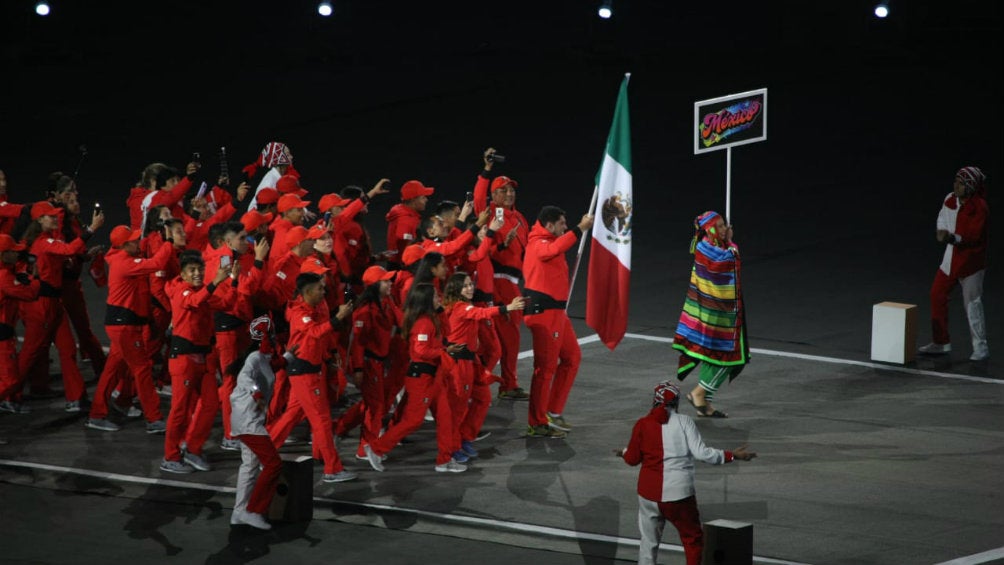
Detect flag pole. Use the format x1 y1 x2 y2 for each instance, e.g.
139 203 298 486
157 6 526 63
566 184 599 310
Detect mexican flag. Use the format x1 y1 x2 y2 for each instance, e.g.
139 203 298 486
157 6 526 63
586 74 632 350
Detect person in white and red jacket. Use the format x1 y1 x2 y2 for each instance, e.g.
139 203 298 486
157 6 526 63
919 166 990 361
616 381 756 565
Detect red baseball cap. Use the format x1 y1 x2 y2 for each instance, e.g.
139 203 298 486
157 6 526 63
276 174 308 197
278 194 311 213
401 244 427 266
490 176 518 192
256 188 280 205
30 201 61 220
241 210 274 233
285 226 309 248
400 180 434 201
318 193 351 212
110 225 142 248
0 234 26 252
362 265 395 287
306 224 329 240
300 258 330 275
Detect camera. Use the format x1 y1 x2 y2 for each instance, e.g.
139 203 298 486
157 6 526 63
465 191 473 202
18 251 37 265
486 152 506 164
192 152 201 163
343 285 356 304
94 201 102 213
323 211 333 224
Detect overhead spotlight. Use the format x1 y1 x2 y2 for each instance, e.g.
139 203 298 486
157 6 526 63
35 1 50 16
318 2 333 17
873 3 889 18
598 1 612 19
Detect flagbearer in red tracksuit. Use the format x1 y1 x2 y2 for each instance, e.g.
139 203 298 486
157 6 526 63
160 250 237 474
522 205 593 438
472 148 531 400
0 235 40 413
19 201 103 409
86 225 179 432
267 272 358 483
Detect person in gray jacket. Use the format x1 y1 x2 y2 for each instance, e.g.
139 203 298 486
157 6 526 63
228 316 288 530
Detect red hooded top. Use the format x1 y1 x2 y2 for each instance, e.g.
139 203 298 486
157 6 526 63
385 204 421 260
522 222 578 301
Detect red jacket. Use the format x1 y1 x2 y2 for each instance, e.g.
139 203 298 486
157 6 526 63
204 245 262 328
408 314 444 366
184 200 237 252
523 222 577 301
942 192 989 278
286 296 336 369
127 177 193 231
444 301 505 351
29 229 88 292
262 251 305 311
0 266 38 334
104 242 176 324
333 199 371 279
141 232 179 312
269 217 297 260
385 204 421 260
350 297 401 369
421 227 476 276
0 198 25 235
472 173 529 273
167 276 236 351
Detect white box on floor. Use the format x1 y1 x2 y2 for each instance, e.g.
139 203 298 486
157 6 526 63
871 302 918 364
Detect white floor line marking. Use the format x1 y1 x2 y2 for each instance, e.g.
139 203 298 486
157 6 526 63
0 459 808 565
540 332 998 385
932 546 1004 565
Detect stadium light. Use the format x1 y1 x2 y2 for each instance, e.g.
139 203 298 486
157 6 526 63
874 3 889 18
35 2 50 16
598 1 612 19
318 2 333 17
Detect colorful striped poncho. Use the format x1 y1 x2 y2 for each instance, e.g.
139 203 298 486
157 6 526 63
672 238 749 378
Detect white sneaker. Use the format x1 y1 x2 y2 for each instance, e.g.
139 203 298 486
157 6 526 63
220 437 242 451
434 459 467 473
183 451 212 471
110 401 142 419
424 408 434 422
64 400 82 413
918 342 951 355
230 509 245 526
322 470 358 483
364 444 385 472
970 348 990 361
239 511 272 530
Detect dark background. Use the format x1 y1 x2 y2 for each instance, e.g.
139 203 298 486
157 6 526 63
1 0 1001 360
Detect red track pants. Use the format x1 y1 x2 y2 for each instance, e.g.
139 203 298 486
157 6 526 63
524 309 581 427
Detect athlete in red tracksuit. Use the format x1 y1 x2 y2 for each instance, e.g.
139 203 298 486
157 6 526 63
160 251 237 473
266 272 357 483
522 205 593 437
18 202 101 407
442 272 524 459
385 180 433 270
325 179 390 292
86 225 178 432
364 282 464 473
127 163 196 232
206 222 269 451
0 235 40 412
472 150 530 399
336 265 400 457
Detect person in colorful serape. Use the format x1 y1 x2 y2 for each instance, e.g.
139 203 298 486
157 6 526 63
671 211 748 418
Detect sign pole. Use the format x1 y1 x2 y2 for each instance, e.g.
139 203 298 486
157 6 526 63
725 146 732 224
